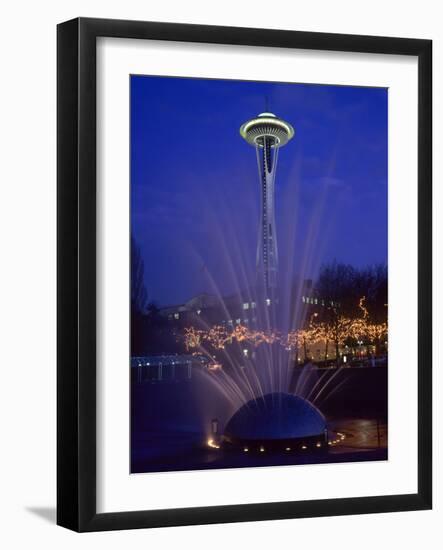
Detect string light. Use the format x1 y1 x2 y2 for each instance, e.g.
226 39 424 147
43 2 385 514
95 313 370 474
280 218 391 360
183 296 387 359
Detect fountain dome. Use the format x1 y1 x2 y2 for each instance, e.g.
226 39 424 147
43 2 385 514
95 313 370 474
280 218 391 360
223 393 326 450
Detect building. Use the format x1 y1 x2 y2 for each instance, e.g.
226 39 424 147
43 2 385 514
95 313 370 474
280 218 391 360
159 292 258 327
240 112 294 300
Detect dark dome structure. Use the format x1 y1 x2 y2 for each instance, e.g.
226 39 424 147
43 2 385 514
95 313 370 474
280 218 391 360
223 393 327 452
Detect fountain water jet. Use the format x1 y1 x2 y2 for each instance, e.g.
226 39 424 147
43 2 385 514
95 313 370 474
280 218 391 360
180 111 347 448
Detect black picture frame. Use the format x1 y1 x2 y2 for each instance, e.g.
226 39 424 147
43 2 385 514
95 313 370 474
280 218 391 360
57 17 432 532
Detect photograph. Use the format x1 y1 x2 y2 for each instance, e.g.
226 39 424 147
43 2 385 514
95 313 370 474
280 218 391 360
0 1 435 543
130 75 388 474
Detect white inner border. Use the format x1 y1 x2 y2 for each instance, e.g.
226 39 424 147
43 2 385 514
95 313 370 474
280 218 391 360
97 37 418 513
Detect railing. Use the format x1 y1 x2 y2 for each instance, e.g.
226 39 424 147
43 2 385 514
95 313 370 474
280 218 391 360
131 354 209 383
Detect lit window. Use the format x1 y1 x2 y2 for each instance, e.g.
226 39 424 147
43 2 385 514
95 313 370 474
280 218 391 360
236 318 241 324
251 302 256 309
174 313 179 320
265 298 271 306
302 296 305 303
197 309 201 315
242 302 249 310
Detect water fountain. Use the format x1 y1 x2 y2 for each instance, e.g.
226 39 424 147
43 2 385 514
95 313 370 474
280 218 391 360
181 111 339 453
223 393 327 453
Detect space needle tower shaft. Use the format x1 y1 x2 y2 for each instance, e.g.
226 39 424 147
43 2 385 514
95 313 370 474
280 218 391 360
240 112 294 299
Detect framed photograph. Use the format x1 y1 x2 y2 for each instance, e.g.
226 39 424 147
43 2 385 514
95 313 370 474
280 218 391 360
57 17 432 531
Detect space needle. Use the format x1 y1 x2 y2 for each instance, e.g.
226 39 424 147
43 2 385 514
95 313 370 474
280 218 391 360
240 112 294 301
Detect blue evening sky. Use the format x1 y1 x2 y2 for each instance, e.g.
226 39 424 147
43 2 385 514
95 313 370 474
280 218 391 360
131 76 387 307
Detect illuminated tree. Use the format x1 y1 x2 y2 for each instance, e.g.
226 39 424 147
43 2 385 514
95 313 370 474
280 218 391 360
181 296 388 365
